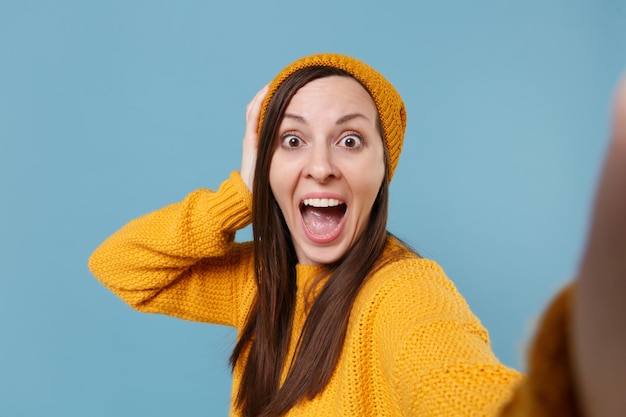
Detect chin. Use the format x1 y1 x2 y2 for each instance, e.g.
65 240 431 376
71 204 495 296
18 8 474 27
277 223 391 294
299 243 350 266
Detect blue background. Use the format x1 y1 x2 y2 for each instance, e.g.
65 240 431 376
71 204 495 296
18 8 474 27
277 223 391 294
1 1 625 415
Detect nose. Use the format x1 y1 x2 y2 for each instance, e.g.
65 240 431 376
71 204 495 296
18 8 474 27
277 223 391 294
303 143 337 183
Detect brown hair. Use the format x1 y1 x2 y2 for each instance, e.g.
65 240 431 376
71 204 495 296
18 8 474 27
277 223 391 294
230 67 392 417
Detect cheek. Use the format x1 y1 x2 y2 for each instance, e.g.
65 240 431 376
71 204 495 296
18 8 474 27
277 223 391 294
362 177 384 210
358 156 385 210
368 138 386 180
268 154 292 210
365 149 386 187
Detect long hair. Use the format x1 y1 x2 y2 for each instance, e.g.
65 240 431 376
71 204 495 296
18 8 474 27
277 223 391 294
230 67 393 417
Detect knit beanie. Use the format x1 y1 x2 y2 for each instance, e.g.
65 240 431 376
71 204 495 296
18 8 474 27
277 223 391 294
260 53 406 181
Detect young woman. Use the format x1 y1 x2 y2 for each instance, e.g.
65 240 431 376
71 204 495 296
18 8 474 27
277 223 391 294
89 53 626 417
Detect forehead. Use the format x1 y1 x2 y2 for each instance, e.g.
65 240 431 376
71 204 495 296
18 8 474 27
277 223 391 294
285 75 378 117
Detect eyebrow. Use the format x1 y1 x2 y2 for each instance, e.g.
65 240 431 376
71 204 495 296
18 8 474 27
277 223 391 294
283 113 306 123
336 113 370 125
282 112 370 125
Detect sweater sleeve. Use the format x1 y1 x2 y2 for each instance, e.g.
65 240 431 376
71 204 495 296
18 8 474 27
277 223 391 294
497 284 583 417
88 171 256 327
374 259 523 417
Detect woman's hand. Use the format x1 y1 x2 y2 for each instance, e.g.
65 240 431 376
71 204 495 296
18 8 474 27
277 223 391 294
574 77 626 417
241 84 269 192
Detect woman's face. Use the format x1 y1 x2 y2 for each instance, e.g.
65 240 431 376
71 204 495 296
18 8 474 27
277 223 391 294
269 75 385 266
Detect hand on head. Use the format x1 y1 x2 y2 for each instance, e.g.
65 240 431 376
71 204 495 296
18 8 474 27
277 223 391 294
241 84 269 191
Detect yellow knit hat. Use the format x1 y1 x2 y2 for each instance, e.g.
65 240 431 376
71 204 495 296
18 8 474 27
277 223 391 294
260 53 406 181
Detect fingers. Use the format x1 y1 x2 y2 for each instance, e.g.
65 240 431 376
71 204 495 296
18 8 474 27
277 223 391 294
583 76 626 264
244 84 270 145
241 84 270 191
574 75 626 417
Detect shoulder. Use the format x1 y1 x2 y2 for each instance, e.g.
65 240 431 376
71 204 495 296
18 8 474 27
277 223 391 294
359 238 464 314
353 236 483 336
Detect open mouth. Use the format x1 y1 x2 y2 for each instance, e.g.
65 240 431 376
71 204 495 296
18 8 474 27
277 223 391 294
300 198 347 240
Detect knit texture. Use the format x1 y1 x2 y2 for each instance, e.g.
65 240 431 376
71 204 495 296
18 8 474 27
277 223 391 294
498 285 582 417
260 53 406 182
89 172 578 417
89 173 520 417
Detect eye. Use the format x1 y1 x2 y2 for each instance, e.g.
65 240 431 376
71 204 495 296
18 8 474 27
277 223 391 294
281 134 303 148
337 134 362 149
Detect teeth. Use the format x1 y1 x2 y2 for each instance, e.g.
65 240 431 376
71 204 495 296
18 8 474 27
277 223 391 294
303 198 343 208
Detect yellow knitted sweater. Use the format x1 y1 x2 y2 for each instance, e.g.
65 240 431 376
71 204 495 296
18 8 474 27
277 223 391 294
89 172 579 417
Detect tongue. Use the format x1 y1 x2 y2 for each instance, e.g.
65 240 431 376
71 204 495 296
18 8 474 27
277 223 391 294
302 206 344 236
